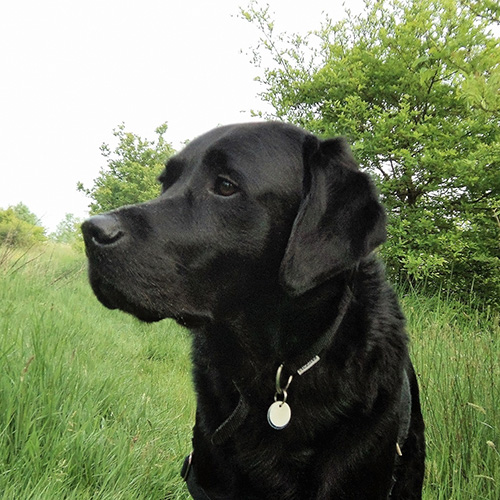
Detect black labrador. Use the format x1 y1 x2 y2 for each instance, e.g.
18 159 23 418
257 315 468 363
82 122 425 499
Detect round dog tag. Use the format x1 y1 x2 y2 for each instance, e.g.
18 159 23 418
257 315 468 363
267 401 291 430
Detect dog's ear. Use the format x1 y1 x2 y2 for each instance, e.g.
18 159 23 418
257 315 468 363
280 136 386 296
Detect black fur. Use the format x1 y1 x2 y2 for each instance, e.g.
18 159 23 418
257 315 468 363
82 122 425 499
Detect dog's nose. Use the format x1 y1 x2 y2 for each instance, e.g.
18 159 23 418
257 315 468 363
81 214 125 246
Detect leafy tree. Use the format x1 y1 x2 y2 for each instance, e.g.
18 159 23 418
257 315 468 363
243 0 500 304
0 205 46 247
78 123 175 214
50 213 83 245
10 202 41 227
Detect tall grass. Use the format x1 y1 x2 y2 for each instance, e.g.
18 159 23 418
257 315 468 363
403 291 499 499
0 245 194 499
0 244 498 498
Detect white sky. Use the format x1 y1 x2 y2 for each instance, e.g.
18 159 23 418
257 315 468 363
0 0 359 232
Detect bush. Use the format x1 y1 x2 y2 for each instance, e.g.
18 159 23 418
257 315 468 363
0 207 46 247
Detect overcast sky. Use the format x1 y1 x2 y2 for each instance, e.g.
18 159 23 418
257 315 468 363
0 0 360 232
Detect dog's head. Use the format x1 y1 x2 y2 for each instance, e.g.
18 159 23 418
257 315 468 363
82 122 385 325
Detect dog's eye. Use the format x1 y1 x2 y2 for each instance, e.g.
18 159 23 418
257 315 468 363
214 177 239 197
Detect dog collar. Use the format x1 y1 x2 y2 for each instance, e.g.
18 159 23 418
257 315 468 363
267 285 353 430
211 285 353 444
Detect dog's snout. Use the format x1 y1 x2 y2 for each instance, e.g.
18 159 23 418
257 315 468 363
82 214 125 247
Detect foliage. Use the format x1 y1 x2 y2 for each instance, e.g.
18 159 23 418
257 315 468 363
78 123 175 214
0 204 46 247
0 247 498 498
10 202 42 226
460 0 500 26
50 213 83 247
242 0 500 305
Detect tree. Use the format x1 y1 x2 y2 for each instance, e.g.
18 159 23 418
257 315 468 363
78 123 175 214
243 0 500 304
10 202 41 227
0 205 46 247
50 213 83 245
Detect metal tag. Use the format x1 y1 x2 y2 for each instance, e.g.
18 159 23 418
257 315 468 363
267 401 291 430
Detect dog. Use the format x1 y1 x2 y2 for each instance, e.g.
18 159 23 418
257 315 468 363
82 122 425 499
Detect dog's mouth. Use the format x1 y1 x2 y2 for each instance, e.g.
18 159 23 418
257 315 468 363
89 274 212 327
89 277 165 323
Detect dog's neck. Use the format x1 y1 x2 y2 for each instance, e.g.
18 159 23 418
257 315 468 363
191 267 357 396
277 271 355 359
189 271 356 448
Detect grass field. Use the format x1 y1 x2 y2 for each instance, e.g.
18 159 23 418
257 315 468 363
0 244 498 499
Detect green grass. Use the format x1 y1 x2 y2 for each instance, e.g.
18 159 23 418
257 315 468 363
0 245 194 499
403 291 499 499
0 244 498 499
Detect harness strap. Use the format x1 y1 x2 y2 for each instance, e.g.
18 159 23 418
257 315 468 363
397 370 412 450
389 369 413 497
181 453 213 500
211 389 250 446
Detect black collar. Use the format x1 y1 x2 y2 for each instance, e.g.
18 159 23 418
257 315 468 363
211 285 354 446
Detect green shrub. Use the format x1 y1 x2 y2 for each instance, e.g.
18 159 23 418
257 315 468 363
0 207 46 247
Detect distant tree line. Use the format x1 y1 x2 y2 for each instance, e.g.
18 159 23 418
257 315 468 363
0 203 82 248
